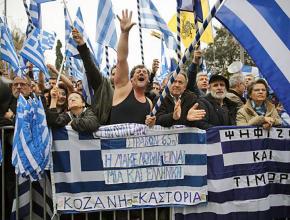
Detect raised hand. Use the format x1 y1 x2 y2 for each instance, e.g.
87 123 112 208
187 103 206 121
117 9 136 33
173 99 181 120
192 50 202 64
47 64 59 74
72 28 85 46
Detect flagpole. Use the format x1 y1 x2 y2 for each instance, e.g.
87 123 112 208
105 46 110 76
62 0 74 26
193 0 201 49
56 1 74 86
137 0 145 65
4 0 7 17
151 0 225 116
176 9 182 62
240 45 244 64
56 56 66 85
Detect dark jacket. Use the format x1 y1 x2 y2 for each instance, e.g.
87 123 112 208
156 90 200 127
187 63 205 97
0 90 47 126
197 93 237 130
0 79 14 126
226 89 246 109
77 44 113 125
46 107 99 133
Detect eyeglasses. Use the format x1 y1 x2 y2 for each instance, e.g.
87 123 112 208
12 82 28 87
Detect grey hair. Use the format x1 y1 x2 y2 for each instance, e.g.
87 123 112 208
169 71 188 84
196 71 208 81
229 73 245 88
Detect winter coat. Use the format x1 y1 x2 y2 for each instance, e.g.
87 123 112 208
196 93 237 130
46 107 100 133
236 99 281 126
77 44 113 125
156 90 200 127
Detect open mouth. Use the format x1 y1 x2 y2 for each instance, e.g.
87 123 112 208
138 77 145 82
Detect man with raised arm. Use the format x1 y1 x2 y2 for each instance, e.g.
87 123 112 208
109 10 155 126
72 28 113 125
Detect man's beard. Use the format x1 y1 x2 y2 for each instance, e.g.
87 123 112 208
210 90 226 99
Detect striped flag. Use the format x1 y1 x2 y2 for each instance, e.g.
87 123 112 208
65 7 95 104
177 0 203 21
157 38 170 83
12 94 51 180
20 27 49 77
29 0 42 29
95 0 118 50
68 57 85 80
34 0 56 3
41 30 56 51
65 7 95 59
0 19 22 76
139 0 177 50
11 173 53 220
215 0 290 115
51 125 207 213
174 126 290 220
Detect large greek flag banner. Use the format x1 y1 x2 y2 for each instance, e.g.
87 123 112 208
174 126 290 220
51 125 207 213
215 0 290 115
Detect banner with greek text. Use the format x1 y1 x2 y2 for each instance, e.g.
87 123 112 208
51 125 207 213
174 126 290 220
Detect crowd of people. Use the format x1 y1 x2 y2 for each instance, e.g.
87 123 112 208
0 10 288 132
0 9 289 220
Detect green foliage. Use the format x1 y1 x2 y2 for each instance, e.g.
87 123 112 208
203 27 255 78
55 40 63 70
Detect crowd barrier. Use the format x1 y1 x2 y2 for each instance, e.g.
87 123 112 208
1 125 290 220
0 126 170 220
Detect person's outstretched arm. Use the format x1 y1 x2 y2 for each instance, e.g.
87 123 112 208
114 10 136 90
72 28 102 90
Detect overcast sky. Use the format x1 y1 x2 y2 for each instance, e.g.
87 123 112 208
2 0 218 71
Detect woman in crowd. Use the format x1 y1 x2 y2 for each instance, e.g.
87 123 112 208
236 79 281 128
46 88 99 133
47 83 68 113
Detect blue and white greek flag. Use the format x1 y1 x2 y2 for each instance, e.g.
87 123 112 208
31 67 40 81
65 7 95 105
65 7 95 59
95 0 117 50
177 0 203 21
156 38 170 83
68 57 84 80
11 173 53 220
64 7 71 48
174 126 290 220
139 0 177 50
0 19 22 76
35 96 51 170
41 30 56 51
51 125 207 213
20 27 49 77
29 0 42 29
215 0 290 115
12 94 51 181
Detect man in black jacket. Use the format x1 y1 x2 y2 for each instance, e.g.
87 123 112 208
156 72 206 127
72 28 113 125
197 74 237 130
